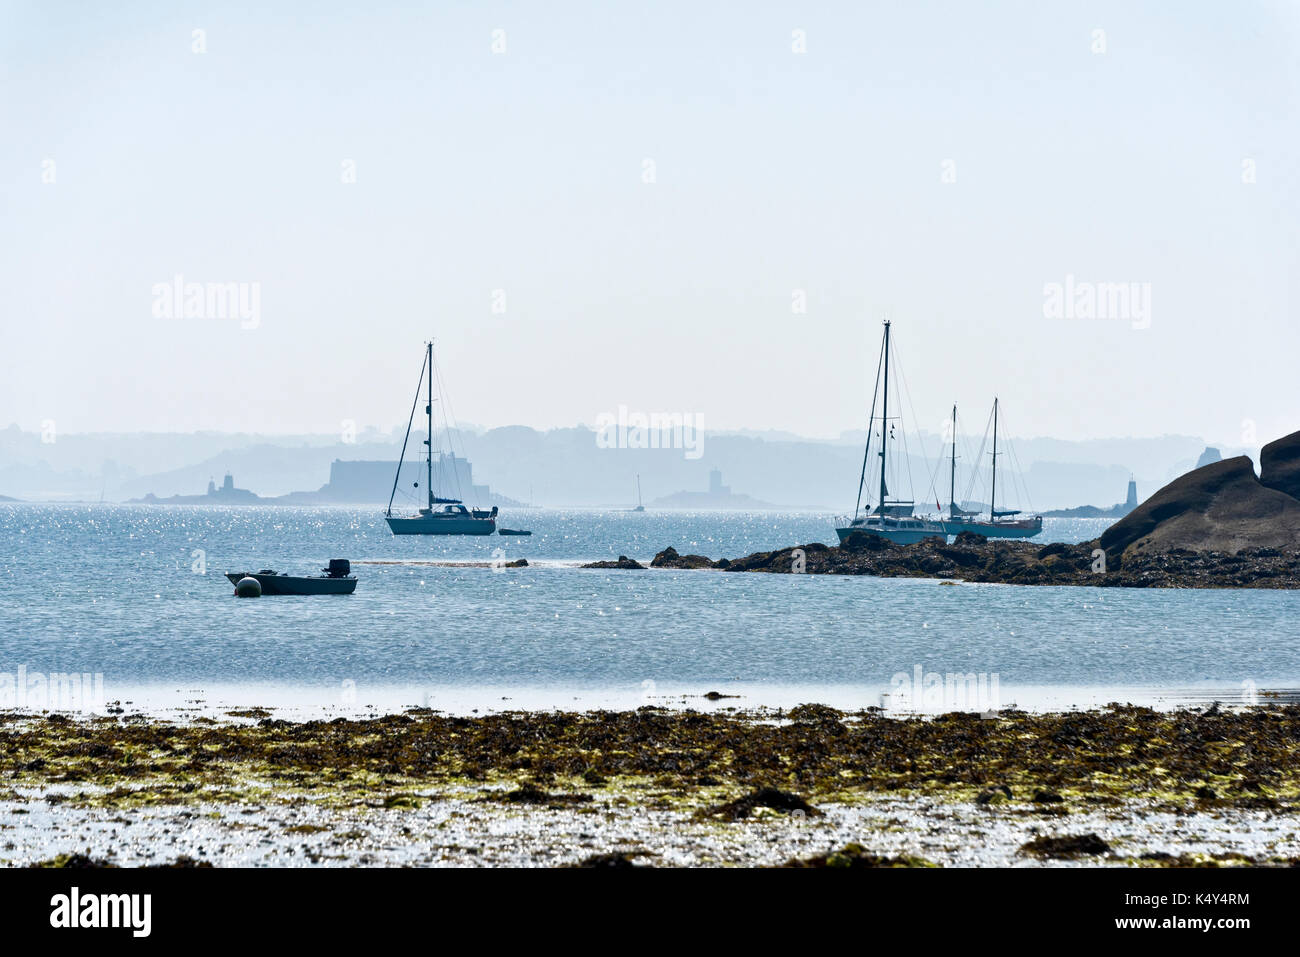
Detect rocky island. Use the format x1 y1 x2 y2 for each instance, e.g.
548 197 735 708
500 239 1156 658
642 430 1300 589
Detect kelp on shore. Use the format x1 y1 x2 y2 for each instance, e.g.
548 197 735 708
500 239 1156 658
2 704 1298 813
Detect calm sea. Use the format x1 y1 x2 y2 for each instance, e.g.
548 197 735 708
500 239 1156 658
2 505 1297 715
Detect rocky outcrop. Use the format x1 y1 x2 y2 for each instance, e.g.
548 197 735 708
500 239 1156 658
598 432 1300 588
718 542 836 572
649 547 717 569
580 555 645 570
1260 430 1300 501
702 536 1300 587
617 531 1300 587
710 537 1099 583
1099 453 1300 563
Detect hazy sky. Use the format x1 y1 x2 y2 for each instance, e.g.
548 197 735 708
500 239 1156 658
2 1 1296 445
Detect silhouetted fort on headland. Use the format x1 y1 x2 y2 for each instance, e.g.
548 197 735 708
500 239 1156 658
133 454 525 507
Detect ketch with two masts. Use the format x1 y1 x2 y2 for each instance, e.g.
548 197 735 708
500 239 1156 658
937 398 1042 539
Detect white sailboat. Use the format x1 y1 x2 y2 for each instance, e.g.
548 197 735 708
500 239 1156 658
835 320 946 545
385 342 497 536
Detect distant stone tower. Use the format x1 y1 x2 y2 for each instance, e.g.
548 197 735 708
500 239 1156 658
1196 447 1223 469
1125 478 1137 508
222 473 235 493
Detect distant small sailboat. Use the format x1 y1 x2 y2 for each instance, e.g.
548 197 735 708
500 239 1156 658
385 342 497 536
836 319 946 545
631 475 645 512
938 399 1042 539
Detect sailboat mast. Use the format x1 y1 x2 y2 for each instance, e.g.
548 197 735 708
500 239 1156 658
852 330 886 521
949 404 957 517
426 341 434 511
878 320 891 513
388 346 428 518
989 397 999 523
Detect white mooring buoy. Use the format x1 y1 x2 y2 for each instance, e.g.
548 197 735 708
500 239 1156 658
234 576 262 598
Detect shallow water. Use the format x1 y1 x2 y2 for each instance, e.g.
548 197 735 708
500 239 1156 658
2 505 1296 715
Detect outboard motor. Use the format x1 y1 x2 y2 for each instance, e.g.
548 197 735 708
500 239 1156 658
324 558 351 578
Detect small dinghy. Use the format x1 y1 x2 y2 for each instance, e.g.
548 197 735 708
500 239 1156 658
225 559 357 595
498 528 532 536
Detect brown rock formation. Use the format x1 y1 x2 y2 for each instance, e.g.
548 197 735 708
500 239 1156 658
649 546 716 569
580 555 645 570
593 431 1300 587
1099 452 1300 563
1260 429 1300 501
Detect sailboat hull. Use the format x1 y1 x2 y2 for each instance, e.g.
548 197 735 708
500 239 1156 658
939 518 1043 539
835 517 946 545
386 342 499 536
386 515 496 536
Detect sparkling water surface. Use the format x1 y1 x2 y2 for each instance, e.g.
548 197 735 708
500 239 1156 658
2 505 1296 714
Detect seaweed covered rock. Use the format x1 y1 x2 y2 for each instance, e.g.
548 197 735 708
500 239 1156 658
565 852 647 868
1019 833 1110 859
721 542 832 572
975 784 1013 805
840 530 892 551
782 843 937 868
649 546 716 569
580 555 645 570
684 532 1300 588
702 787 821 821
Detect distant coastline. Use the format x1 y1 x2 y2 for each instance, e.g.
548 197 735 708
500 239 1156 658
129 459 529 509
1 424 1249 511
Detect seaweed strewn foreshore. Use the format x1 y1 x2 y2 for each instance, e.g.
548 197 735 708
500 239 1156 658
3 705 1298 867
637 536 1300 588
